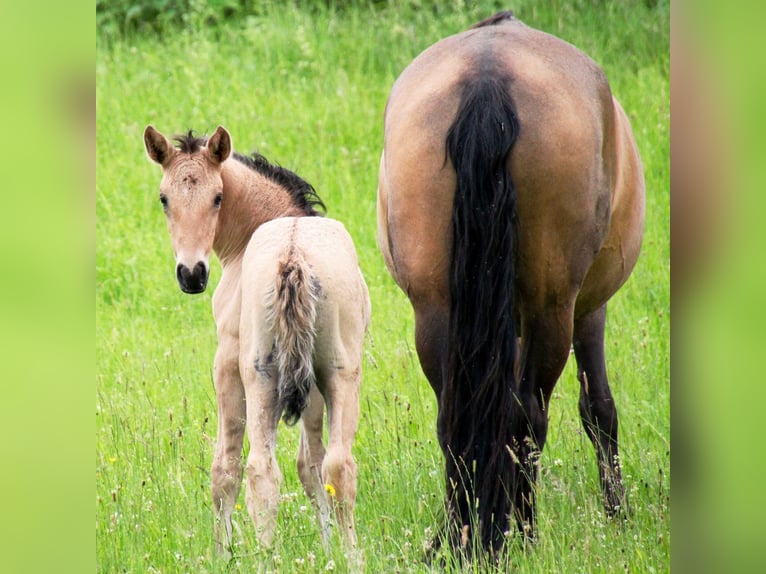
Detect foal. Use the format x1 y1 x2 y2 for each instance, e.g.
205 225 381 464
144 125 370 557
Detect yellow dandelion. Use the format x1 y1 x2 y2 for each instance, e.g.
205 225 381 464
324 483 336 498
109 457 117 463
235 503 242 510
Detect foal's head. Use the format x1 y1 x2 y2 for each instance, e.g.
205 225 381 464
144 125 231 294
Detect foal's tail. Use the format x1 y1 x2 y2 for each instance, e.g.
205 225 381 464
441 69 521 551
268 250 320 426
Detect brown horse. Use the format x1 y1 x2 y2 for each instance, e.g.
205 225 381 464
144 125 370 560
377 12 645 553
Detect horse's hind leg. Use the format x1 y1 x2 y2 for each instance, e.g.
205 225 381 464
319 366 360 552
297 384 332 548
573 304 627 515
240 361 283 548
414 303 449 399
211 345 246 557
514 307 574 539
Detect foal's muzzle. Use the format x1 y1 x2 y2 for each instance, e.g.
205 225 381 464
176 262 209 294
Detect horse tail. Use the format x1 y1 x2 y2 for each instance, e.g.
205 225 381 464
268 247 320 426
442 69 521 550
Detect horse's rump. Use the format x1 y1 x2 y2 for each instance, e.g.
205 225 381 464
245 217 369 425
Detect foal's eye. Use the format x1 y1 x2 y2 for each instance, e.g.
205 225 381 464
159 194 168 209
214 193 223 208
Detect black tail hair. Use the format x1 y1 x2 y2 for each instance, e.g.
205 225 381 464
440 67 521 552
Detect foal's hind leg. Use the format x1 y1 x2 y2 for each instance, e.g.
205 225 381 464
573 304 627 515
319 366 360 551
240 359 283 548
297 384 332 547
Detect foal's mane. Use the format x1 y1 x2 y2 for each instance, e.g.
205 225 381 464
234 151 325 216
173 131 326 216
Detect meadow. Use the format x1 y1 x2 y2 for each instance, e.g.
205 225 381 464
96 1 669 571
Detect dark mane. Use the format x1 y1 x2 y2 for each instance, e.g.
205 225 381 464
233 152 325 216
471 10 516 29
173 130 207 153
171 130 325 216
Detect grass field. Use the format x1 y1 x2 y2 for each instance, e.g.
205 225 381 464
96 1 669 571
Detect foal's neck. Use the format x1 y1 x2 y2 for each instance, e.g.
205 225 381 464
213 158 307 266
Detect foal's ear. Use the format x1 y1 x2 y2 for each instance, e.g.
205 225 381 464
207 126 232 165
144 125 174 166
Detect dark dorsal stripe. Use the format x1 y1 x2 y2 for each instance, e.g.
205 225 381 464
471 10 516 29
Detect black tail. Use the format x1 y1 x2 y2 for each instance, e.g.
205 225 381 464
440 68 521 552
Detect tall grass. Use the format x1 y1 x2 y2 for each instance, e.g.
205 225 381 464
97 1 669 571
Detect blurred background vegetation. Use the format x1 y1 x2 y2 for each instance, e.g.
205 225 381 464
97 0 669 44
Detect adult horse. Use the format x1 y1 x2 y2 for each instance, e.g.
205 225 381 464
377 12 644 553
144 125 370 559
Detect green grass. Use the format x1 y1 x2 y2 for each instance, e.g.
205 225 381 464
97 1 669 571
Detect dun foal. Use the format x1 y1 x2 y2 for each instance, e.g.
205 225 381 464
144 125 370 558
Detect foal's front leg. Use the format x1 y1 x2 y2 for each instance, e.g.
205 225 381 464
211 276 246 557
211 339 246 557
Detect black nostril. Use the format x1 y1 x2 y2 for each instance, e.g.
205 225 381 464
176 262 208 294
193 262 208 286
176 263 186 283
